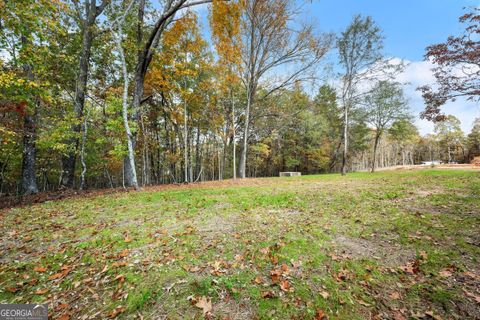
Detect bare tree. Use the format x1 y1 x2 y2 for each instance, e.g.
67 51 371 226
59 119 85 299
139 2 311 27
238 0 332 178
337 15 384 175
363 80 409 172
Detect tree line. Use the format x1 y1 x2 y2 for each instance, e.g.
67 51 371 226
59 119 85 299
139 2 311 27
0 1 478 196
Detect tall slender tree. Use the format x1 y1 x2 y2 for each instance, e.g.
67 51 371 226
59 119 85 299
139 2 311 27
337 15 384 175
363 80 409 172
238 0 332 178
60 0 110 188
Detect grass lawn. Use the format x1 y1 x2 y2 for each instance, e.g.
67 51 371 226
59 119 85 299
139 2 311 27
1 169 479 319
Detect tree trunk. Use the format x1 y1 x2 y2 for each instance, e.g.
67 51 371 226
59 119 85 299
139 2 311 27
371 132 381 173
447 144 451 164
239 87 252 178
183 97 188 183
79 108 89 190
115 24 139 190
61 0 104 188
21 108 39 195
232 90 236 179
341 103 348 175
21 36 38 195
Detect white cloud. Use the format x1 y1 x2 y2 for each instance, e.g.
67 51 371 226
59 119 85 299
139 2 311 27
395 59 479 136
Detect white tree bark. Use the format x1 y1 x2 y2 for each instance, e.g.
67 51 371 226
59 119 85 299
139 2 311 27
113 12 139 190
79 107 89 190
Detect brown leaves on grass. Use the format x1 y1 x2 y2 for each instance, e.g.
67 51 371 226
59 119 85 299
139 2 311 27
314 308 328 320
399 259 420 275
107 306 126 318
261 290 276 299
438 266 455 278
463 289 480 303
124 232 132 243
54 303 69 312
253 276 264 284
117 249 129 258
319 290 330 299
48 265 72 281
333 269 350 282
389 291 401 300
35 288 48 295
279 279 293 292
210 260 229 276
194 296 212 315
270 268 282 284
34 266 47 273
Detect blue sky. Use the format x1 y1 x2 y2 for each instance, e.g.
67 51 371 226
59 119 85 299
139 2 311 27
302 0 480 134
193 0 480 135
307 0 479 61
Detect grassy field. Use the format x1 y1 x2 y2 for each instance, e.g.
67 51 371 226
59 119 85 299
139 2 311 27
1 169 479 319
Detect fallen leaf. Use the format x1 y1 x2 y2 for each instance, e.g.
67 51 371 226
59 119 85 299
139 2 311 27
118 249 129 258
462 271 478 280
114 274 125 282
314 308 328 320
195 296 212 315
319 290 330 299
112 262 128 268
35 288 48 295
357 299 371 307
392 310 406 320
55 303 69 311
280 279 293 292
124 235 132 243
425 310 443 320
48 273 64 281
270 269 282 283
234 254 243 261
253 276 264 284
419 251 428 260
399 260 420 275
57 315 70 320
189 266 200 272
34 266 47 273
329 253 341 261
389 292 401 300
107 306 125 318
463 289 480 303
261 290 275 299
6 287 18 293
259 247 270 255
438 268 453 278
291 259 302 269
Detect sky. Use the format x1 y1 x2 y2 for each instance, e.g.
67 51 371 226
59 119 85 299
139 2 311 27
192 0 480 135
304 0 480 135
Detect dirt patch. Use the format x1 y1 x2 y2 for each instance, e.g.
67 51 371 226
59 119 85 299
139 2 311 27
214 298 255 320
195 214 238 237
331 234 415 267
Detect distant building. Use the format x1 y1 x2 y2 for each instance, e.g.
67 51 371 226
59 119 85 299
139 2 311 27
421 160 442 165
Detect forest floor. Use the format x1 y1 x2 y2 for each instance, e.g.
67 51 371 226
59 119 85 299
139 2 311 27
0 169 479 320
